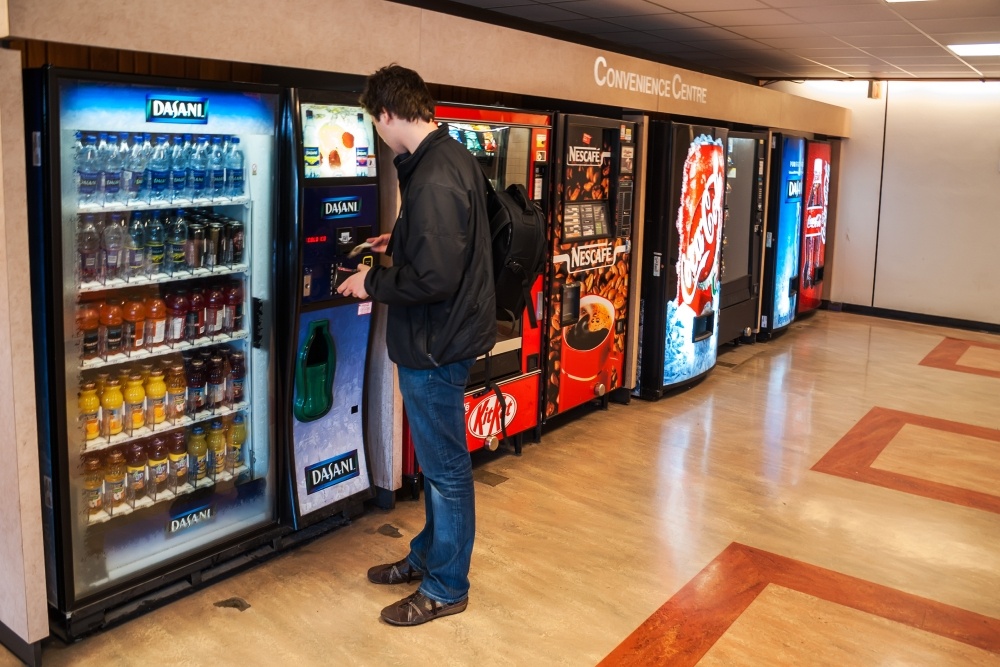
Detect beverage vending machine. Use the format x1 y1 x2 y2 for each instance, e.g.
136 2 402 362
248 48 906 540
718 131 768 345
759 134 805 339
636 121 727 399
544 115 636 419
25 69 281 637
796 140 832 315
400 104 551 497
280 89 376 527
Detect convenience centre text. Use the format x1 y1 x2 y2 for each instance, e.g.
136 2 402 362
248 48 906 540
594 56 708 104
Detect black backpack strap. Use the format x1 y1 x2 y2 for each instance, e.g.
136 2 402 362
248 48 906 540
490 381 509 445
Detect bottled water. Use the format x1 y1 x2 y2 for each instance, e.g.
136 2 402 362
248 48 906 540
207 136 226 199
125 212 145 279
148 135 171 204
165 209 188 275
170 134 188 202
118 133 130 159
77 213 100 281
123 133 149 204
303 110 321 178
188 136 209 200
102 215 125 281
225 137 245 198
144 210 166 275
72 131 84 158
102 133 124 205
76 134 101 206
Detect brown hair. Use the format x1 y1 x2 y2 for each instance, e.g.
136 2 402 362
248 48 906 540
359 64 435 123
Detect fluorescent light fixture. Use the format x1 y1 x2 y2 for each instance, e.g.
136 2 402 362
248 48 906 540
948 43 1000 56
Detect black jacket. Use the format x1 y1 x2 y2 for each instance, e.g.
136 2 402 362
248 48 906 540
365 124 496 369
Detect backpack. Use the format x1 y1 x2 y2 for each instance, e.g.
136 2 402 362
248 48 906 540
482 175 546 328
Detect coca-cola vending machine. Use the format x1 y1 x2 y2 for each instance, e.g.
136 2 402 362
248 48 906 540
400 104 551 496
543 115 636 420
636 121 727 399
796 140 832 315
759 133 805 339
718 131 767 345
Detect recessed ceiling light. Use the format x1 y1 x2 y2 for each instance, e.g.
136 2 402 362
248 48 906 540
948 43 1000 56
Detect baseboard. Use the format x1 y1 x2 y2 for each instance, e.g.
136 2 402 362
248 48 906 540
825 302 1000 335
0 620 41 667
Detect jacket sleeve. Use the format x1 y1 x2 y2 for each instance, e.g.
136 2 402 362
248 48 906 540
364 182 471 306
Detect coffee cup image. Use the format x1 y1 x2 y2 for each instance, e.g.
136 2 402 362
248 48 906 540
561 294 615 381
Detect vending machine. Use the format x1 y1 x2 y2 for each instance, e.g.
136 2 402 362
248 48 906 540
759 134 805 339
25 69 281 637
280 89 377 528
636 121 727 399
399 104 551 497
796 140 832 315
718 131 768 345
543 115 636 419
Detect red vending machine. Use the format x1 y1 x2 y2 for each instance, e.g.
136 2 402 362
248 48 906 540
401 104 551 497
543 114 636 420
797 140 832 314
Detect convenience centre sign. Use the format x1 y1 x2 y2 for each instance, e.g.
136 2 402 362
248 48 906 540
593 56 708 104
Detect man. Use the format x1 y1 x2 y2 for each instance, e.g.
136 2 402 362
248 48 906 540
337 64 496 626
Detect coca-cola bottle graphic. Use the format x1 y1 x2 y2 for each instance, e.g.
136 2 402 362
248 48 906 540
675 136 725 316
803 157 825 288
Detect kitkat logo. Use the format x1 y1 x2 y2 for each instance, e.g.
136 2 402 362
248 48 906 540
467 393 517 439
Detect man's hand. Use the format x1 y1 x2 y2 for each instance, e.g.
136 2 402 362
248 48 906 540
336 264 371 299
367 233 391 254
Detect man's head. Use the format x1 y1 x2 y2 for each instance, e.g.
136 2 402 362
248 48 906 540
359 64 435 124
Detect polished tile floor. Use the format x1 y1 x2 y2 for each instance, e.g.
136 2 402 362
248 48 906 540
4 310 1000 666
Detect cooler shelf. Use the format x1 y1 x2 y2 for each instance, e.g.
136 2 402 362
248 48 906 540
76 195 250 214
79 263 248 294
81 402 249 455
80 329 248 370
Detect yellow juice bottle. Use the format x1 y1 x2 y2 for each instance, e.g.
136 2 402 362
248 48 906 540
188 426 208 481
207 420 227 476
101 378 125 437
145 369 167 426
123 372 146 433
79 382 101 441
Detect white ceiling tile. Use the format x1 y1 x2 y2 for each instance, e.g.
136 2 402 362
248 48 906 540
759 36 849 49
781 4 899 24
863 46 955 58
888 0 1000 21
843 35 937 48
812 21 920 37
549 0 673 19
647 0 771 11
761 0 881 6
647 27 747 41
912 17 1000 33
605 13 709 30
726 23 829 39
793 47 870 57
547 17 633 33
685 9 801 27
493 4 583 21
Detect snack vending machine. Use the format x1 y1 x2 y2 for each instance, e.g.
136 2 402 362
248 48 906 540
718 131 768 345
25 69 281 637
543 115 636 419
636 121 727 400
796 140 832 315
400 104 551 497
281 89 376 528
759 134 805 339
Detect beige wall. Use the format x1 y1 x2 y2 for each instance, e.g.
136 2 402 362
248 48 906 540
7 0 848 137
0 46 47 645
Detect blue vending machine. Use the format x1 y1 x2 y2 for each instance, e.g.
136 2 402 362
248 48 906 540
281 90 378 527
759 134 805 339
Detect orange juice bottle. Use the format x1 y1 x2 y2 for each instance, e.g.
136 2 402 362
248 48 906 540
145 368 167 426
207 420 227 476
229 413 247 468
78 382 101 441
101 378 124 437
123 372 146 433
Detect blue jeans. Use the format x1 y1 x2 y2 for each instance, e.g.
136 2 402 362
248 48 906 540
397 358 475 604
